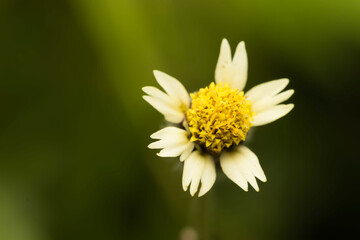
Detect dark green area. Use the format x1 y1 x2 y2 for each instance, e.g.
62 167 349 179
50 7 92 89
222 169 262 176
0 0 359 239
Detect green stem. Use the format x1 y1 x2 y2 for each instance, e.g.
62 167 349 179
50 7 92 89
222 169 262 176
199 196 208 240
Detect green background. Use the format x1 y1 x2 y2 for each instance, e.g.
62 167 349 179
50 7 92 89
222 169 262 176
0 0 359 239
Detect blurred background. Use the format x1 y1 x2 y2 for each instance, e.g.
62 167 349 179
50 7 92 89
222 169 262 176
1 0 359 239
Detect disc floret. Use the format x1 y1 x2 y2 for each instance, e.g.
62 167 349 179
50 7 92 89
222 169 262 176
186 82 253 154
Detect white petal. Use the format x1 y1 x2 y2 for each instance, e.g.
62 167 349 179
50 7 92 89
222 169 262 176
198 155 216 197
150 127 186 139
142 86 178 109
270 89 294 106
215 40 248 90
220 151 248 191
148 137 188 149
149 127 192 158
189 169 202 196
237 146 266 182
182 151 206 193
245 79 289 103
148 139 168 149
142 96 184 123
235 152 259 191
231 41 248 91
252 104 294 126
179 142 195 162
251 89 294 113
215 39 232 86
157 143 190 157
221 146 266 192
143 72 190 123
153 70 190 107
182 152 216 197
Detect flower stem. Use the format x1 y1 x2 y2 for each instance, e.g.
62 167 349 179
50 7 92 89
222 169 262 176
199 196 209 240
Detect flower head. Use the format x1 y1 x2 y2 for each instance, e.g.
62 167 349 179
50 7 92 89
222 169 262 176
186 82 253 154
143 39 294 197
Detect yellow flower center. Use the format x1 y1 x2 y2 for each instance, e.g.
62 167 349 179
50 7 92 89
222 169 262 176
186 82 253 154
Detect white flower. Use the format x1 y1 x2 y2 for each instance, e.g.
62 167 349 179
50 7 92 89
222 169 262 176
143 39 294 197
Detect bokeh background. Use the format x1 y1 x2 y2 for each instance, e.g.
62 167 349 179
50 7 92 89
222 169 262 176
1 0 359 239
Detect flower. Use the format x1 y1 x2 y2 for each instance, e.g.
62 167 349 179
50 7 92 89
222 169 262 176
143 39 294 197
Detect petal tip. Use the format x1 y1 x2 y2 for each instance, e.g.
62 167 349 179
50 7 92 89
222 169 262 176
150 130 161 139
220 38 230 50
179 157 185 162
142 95 151 102
198 187 210 197
275 78 290 87
221 38 229 44
182 181 189 191
153 70 164 81
156 152 165 157
141 86 150 93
